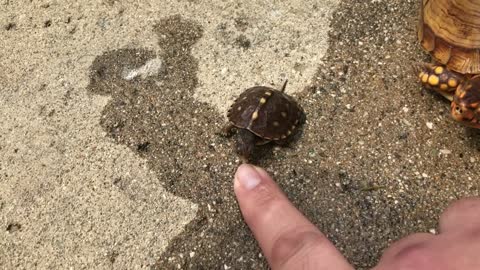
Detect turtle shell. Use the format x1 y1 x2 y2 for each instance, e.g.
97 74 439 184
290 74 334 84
227 86 303 141
418 0 480 74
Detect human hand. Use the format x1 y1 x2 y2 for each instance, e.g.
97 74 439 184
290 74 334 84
234 164 480 270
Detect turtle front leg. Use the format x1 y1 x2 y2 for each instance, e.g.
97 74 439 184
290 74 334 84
450 75 480 128
236 129 257 163
416 63 463 101
219 123 235 137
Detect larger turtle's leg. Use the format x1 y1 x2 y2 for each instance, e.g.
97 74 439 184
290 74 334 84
416 63 464 101
236 129 258 163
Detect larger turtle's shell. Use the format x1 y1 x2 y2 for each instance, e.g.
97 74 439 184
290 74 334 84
418 0 480 74
227 86 303 141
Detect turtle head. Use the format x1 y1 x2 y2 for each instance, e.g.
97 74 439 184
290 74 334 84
451 76 480 128
236 129 257 163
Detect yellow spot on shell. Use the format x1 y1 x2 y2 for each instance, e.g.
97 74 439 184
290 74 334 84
448 78 458 88
252 111 258 120
259 98 267 104
419 71 425 79
428 75 439 86
273 121 279 127
434 66 444 75
287 130 292 135
421 73 429 83
440 84 448 91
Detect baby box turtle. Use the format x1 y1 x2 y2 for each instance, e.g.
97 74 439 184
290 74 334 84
223 80 304 162
417 0 480 128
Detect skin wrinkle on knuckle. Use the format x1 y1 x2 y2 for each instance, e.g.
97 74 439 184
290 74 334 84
270 229 328 269
380 233 433 260
387 242 436 270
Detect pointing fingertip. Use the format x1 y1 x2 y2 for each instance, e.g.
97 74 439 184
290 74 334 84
235 164 262 190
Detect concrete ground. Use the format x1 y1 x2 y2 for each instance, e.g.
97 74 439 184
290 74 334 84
1 0 478 269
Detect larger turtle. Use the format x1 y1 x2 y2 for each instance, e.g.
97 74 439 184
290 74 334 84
223 80 304 163
417 0 480 128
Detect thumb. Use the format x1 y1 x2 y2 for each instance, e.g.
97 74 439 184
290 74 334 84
234 164 353 270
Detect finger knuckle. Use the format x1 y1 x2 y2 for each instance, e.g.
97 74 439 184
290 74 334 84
440 197 480 224
270 229 328 268
444 197 480 215
390 242 433 269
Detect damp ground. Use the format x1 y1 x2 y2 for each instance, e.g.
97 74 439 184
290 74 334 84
88 1 480 269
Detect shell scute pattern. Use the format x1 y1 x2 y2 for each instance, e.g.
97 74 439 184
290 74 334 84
252 89 302 140
419 0 480 74
227 87 266 129
228 85 303 140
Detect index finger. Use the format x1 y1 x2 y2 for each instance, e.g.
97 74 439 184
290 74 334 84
234 164 354 270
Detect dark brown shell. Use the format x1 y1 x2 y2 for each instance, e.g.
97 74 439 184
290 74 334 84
227 86 303 140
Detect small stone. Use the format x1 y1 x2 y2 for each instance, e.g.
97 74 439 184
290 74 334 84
426 122 434 129
439 149 451 155
189 252 195 258
429 228 436 234
123 58 164 80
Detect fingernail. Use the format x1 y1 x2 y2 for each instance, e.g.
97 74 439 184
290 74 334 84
236 164 262 190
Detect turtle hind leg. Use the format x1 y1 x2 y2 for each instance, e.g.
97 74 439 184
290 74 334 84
416 63 464 101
